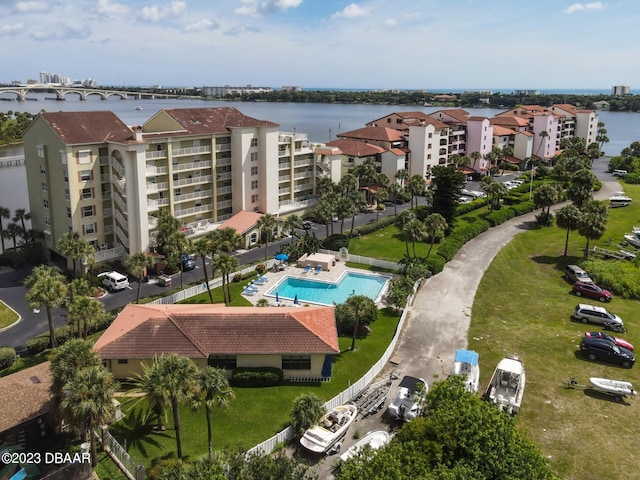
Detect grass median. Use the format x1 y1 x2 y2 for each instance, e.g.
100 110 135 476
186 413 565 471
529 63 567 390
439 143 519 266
0 300 19 330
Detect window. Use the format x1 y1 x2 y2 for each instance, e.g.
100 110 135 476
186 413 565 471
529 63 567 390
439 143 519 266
40 165 46 175
43 199 49 209
36 145 45 158
250 152 258 162
82 206 94 218
41 182 47 192
396 119 402 124
208 355 236 369
79 170 92 181
174 188 181 197
173 173 178 181
251 180 258 189
117 359 128 364
68 226 73 232
59 150 67 165
81 188 93 199
282 355 311 370
67 207 72 218
44 216 50 226
250 232 257 244
83 223 95 235
251 166 258 175
64 170 68 182
251 138 258 147
428 133 433 139
44 232 52 243
77 150 91 164
65 188 70 200
251 194 258 203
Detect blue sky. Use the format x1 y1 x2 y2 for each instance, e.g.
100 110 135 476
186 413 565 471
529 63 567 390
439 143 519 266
1 0 638 90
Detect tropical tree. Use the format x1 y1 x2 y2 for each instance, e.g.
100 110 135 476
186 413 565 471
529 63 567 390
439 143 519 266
372 187 388 221
353 158 378 203
314 195 335 238
387 183 401 215
384 275 415 313
193 236 214 303
67 296 108 340
423 213 448 258
348 189 367 237
578 200 608 258
404 219 427 258
156 354 200 460
596 121 610 152
154 208 185 273
536 130 549 159
126 252 155 304
57 231 96 277
395 168 409 187
256 213 278 261
395 209 416 257
5 223 23 250
25 264 68 348
556 204 583 257
192 367 235 460
290 393 325 437
533 182 561 218
566 168 597 210
214 253 237 304
217 227 243 254
60 365 118 466
406 174 426 208
335 295 378 351
0 206 10 253
12 208 30 236
127 358 170 432
281 214 303 245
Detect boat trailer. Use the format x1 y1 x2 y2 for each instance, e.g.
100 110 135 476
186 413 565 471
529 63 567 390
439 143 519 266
562 377 635 403
351 372 397 418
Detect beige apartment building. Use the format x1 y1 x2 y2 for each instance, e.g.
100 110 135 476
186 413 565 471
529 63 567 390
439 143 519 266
22 107 341 264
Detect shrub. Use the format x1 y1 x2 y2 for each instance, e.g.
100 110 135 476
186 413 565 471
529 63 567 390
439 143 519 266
324 234 350 251
435 237 465 262
582 258 640 299
484 208 516 227
456 199 486 216
233 273 243 283
510 201 536 216
424 255 446 275
452 219 490 243
26 336 50 354
0 347 17 370
255 264 266 275
535 211 554 226
353 215 397 236
231 367 284 387
624 172 640 184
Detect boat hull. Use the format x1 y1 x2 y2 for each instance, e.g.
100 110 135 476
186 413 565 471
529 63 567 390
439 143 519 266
339 430 390 462
300 404 358 453
487 356 525 414
589 377 637 397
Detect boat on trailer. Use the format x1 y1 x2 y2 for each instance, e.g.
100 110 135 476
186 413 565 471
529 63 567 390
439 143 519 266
451 349 480 393
338 430 391 463
387 376 428 421
300 404 358 454
589 377 637 398
486 356 525 415
609 192 632 208
623 226 640 247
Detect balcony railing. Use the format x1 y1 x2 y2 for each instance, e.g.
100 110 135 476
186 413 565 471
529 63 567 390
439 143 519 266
114 209 128 229
174 175 213 187
146 165 169 176
294 171 314 180
113 191 127 211
278 162 291 170
278 175 291 182
146 182 169 193
147 197 170 211
103 208 113 217
115 225 129 246
294 158 314 167
174 204 213 217
173 146 212 156
215 144 231 152
148 216 158 228
216 199 232 209
111 159 125 178
216 185 232 195
146 150 167 159
174 160 212 172
174 189 212 203
216 158 232 168
99 156 109 166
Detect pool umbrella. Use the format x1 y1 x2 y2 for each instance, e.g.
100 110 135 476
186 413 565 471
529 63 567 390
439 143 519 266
274 253 289 261
294 294 299 305
275 292 279 303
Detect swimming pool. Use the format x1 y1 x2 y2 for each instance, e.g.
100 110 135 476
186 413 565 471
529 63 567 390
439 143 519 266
266 271 391 306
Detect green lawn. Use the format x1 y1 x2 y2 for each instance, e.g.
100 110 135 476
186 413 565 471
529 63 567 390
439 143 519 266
0 300 19 329
109 308 400 467
469 184 640 480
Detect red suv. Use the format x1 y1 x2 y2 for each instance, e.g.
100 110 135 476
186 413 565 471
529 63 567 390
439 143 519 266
572 281 612 302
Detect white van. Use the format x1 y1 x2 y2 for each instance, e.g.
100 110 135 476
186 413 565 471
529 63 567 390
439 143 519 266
98 271 130 291
613 169 628 177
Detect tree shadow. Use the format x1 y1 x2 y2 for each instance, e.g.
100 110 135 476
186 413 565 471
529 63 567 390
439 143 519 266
108 404 169 459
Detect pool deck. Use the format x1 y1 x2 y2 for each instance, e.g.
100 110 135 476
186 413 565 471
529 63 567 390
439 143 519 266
241 261 390 307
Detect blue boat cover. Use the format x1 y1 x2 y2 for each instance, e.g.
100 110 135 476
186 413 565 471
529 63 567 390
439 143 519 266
454 349 479 365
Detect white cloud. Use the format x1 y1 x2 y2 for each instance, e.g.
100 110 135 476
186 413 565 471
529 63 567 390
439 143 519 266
95 0 129 15
223 24 260 36
0 23 25 36
15 1 47 13
385 18 398 27
235 0 303 16
331 3 368 20
184 18 220 32
140 1 186 22
565 2 604 14
31 22 90 41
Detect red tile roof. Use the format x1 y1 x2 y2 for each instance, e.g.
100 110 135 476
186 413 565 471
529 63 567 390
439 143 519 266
430 109 470 123
326 139 386 157
93 304 339 359
152 107 278 135
29 111 136 145
337 126 404 142
490 115 530 127
492 125 517 136
217 210 263 235
0 362 52 433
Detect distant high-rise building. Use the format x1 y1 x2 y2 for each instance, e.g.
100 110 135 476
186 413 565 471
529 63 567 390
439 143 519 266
611 85 631 96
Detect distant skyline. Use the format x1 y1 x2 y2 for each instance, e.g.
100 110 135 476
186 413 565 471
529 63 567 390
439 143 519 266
1 0 638 90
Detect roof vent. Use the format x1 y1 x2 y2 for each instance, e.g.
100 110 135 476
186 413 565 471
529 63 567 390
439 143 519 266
29 376 42 384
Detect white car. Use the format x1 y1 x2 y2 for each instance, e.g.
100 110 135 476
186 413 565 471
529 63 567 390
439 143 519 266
572 304 625 332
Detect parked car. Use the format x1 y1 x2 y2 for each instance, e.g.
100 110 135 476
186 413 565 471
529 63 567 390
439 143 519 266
181 253 196 271
585 332 634 351
302 220 313 230
572 281 612 302
579 337 635 368
572 304 624 331
612 169 628 177
565 264 593 284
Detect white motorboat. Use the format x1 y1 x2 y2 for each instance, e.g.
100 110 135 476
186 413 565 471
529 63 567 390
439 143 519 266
338 430 390 463
387 376 428 421
451 349 480 393
623 229 640 247
300 404 358 453
609 192 632 208
589 377 637 397
135 105 143 110
486 356 525 415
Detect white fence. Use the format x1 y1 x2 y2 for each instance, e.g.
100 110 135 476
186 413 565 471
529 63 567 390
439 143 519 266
319 249 402 272
246 278 421 456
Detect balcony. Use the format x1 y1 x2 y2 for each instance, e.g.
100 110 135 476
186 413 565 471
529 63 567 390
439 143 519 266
174 189 212 203
215 172 232 181
279 132 309 143
172 145 212 156
215 144 231 152
146 181 169 193
115 225 129 246
216 158 232 168
146 150 167 159
103 224 114 235
111 159 125 178
114 209 127 229
278 162 291 170
99 156 109 166
278 149 290 157
216 185 232 195
174 174 213 187
278 175 291 182
173 160 212 172
148 216 158 228
147 197 170 211
216 199 232 209
294 158 314 167
103 208 113 217
294 171 314 180
146 165 169 176
174 204 213 218
113 191 127 211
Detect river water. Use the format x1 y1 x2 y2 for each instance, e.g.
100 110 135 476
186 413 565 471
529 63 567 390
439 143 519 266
1 93 639 223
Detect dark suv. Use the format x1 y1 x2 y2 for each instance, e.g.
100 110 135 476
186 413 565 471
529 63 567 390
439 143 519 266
579 337 635 368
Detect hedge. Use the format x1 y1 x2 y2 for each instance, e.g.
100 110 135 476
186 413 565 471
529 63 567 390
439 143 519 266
456 199 486 216
510 201 536 216
435 237 465 263
451 219 491 243
424 255 446 275
231 367 284 387
26 336 50 354
353 215 397 236
0 347 17 370
484 208 516 227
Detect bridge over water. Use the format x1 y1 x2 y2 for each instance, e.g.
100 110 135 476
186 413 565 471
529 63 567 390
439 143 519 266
0 84 197 101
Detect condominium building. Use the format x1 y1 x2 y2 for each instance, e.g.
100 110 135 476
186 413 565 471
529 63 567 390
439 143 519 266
22 107 339 263
611 85 630 96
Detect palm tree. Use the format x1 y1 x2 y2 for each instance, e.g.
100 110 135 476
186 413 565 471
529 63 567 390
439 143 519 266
395 168 409 187
217 227 243 254
536 130 549 160
533 183 561 218
314 196 335 238
556 205 583 257
404 219 426 258
126 252 154 304
127 358 170 432
395 210 416 257
256 213 278 261
578 200 608 258
57 231 95 277
214 254 237 304
406 175 426 208
281 214 303 245
387 183 401 215
0 206 10 253
343 295 378 351
423 213 448 258
192 367 235 460
348 190 367 237
372 188 388 221
25 265 68 348
155 354 200 460
67 296 107 340
67 277 94 307
60 365 118 466
469 151 482 172
12 208 30 235
193 237 214 303
5 223 22 250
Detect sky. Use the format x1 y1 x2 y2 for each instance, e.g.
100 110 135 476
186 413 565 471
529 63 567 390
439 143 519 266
1 0 638 90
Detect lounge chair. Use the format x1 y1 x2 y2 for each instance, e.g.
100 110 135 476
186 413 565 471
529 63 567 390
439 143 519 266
253 278 265 285
242 289 255 296
258 274 269 282
314 265 322 274
246 284 259 291
303 265 310 273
